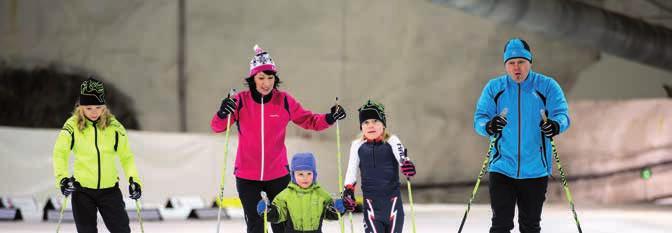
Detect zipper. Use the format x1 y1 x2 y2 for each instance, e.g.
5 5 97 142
300 192 307 231
372 143 376 168
540 133 548 169
260 96 265 181
93 123 101 189
517 83 521 178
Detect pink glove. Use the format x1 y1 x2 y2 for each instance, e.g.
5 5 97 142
401 160 416 178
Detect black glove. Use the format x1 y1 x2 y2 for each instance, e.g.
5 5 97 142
326 104 346 125
60 177 76 196
217 96 237 119
128 177 142 200
540 119 560 138
486 115 507 135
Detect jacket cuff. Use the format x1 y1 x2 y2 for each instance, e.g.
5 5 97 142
325 113 335 125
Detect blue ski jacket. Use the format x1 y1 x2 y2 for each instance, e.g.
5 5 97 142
474 71 570 179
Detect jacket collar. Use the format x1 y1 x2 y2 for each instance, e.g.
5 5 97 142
85 118 99 127
250 88 275 104
287 182 320 193
507 70 537 91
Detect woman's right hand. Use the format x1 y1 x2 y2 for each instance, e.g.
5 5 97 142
217 96 237 119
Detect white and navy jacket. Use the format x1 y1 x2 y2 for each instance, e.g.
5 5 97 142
344 135 406 197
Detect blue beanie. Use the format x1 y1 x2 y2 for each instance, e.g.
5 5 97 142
290 153 317 184
503 38 532 63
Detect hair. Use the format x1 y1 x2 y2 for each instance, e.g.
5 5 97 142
245 70 282 90
73 105 115 131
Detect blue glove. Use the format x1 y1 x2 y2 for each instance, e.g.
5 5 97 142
256 199 268 215
333 199 346 214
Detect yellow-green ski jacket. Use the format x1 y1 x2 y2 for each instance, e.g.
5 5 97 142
53 116 141 189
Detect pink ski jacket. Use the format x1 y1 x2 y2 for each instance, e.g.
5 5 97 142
211 89 331 181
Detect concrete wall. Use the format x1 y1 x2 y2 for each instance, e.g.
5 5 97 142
569 54 671 100
549 99 672 204
0 0 600 183
2 0 670 203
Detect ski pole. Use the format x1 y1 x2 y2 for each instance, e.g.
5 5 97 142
128 177 145 233
216 88 237 233
134 199 145 233
458 108 507 233
334 97 347 233
401 148 417 233
541 110 583 233
261 191 269 233
55 195 69 233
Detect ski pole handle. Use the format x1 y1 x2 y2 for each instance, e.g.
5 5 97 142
335 97 345 115
500 108 509 118
401 148 410 162
260 191 269 204
540 109 548 122
401 148 413 181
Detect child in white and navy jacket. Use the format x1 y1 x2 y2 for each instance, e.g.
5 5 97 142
341 100 416 233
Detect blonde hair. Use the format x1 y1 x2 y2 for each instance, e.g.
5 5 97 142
73 105 114 131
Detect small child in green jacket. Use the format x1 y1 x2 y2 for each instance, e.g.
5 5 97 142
257 153 346 232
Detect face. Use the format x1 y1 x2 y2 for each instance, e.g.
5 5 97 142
505 58 531 83
294 170 314 188
253 72 276 96
361 119 385 140
82 105 105 121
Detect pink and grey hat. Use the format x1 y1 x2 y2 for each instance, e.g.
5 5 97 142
248 44 277 77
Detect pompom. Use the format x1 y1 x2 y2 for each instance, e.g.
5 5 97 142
253 44 264 54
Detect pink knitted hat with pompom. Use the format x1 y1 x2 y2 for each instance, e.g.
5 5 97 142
248 44 277 77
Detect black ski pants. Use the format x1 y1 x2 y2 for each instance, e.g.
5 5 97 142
236 174 291 233
488 172 548 233
71 183 130 233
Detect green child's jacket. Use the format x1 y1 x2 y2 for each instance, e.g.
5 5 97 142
268 183 340 233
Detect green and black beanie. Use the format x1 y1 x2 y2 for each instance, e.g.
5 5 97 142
79 77 106 105
358 100 386 127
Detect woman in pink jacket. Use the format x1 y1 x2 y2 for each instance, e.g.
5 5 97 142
211 45 346 233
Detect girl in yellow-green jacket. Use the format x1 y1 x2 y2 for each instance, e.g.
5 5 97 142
52 77 142 233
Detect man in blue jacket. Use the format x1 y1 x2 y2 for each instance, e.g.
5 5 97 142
473 38 571 233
